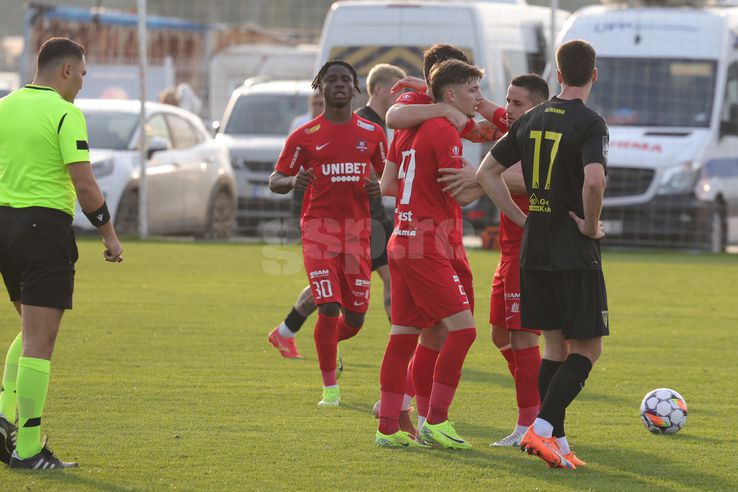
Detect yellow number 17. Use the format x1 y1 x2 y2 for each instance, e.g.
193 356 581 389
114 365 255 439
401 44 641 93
530 130 562 190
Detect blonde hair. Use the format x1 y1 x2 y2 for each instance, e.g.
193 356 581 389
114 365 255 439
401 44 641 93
366 63 406 95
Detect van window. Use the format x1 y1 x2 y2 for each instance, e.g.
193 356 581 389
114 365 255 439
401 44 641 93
720 62 738 137
589 58 717 128
224 94 307 136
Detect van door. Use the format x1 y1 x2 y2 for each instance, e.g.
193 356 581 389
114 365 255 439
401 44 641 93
712 61 738 242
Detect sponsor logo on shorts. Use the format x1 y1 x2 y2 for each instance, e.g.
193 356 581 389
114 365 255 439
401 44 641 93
352 290 367 298
310 269 330 279
353 300 366 307
355 279 371 287
511 302 520 313
504 292 520 300
357 119 375 132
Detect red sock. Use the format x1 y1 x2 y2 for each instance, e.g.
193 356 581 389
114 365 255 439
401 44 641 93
428 328 476 424
405 354 416 398
500 346 516 377
337 315 361 341
513 345 542 426
379 333 418 434
412 344 440 418
314 313 339 386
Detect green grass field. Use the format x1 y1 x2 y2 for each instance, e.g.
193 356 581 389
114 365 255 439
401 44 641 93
1 239 737 491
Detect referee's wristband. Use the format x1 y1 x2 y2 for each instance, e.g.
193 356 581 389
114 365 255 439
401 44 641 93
84 202 111 227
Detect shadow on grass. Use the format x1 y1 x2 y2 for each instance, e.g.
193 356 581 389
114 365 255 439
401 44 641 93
10 470 133 492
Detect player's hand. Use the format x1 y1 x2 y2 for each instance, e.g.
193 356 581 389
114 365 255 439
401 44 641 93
438 160 478 196
102 236 124 263
364 177 381 199
391 76 426 94
569 211 605 239
441 103 470 132
292 168 316 191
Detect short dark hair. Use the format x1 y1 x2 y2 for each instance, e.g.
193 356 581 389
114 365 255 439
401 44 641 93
311 60 361 94
429 60 484 102
423 44 469 83
510 74 549 103
37 37 85 71
556 40 596 87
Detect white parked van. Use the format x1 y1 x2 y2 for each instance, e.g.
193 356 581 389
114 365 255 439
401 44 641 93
557 1 738 251
317 0 569 230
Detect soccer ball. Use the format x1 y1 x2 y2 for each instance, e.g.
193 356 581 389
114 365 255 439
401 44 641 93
640 388 688 434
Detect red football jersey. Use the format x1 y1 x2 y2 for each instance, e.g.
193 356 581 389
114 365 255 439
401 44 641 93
492 107 508 133
275 114 387 254
395 89 433 106
499 193 530 259
389 117 465 257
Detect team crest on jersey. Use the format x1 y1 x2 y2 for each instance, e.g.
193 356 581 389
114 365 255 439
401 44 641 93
449 145 462 158
356 119 375 132
304 124 321 135
356 139 368 152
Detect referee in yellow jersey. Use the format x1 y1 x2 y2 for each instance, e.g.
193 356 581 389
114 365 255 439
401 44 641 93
0 37 123 470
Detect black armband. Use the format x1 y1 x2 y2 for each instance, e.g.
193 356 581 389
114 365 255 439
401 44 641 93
84 202 111 227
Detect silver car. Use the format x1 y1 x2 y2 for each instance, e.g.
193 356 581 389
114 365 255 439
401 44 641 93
74 99 237 238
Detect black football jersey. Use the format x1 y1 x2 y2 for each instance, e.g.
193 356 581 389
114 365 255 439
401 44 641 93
490 96 609 271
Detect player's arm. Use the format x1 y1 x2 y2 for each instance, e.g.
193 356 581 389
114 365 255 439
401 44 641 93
569 118 609 239
571 163 606 239
61 108 122 262
438 159 483 200
476 153 526 226
386 102 468 131
502 163 526 195
390 76 426 94
380 160 399 197
476 97 503 123
462 99 508 143
68 163 123 262
269 131 315 194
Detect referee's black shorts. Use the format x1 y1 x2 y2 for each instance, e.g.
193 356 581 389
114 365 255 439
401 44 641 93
370 218 394 271
520 267 609 340
0 206 78 310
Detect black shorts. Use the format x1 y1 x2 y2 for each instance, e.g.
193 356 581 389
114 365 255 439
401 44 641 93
370 218 393 271
0 206 78 310
520 268 609 340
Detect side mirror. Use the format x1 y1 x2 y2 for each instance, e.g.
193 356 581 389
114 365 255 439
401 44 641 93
721 103 738 137
211 120 221 135
147 136 171 159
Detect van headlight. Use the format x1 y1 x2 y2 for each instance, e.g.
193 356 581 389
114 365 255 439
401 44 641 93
656 161 701 195
92 159 115 178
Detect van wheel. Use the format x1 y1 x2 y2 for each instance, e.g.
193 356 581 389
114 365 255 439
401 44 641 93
115 188 139 235
708 201 726 253
203 187 235 239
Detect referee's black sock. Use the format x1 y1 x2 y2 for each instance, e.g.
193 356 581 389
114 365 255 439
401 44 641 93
284 307 307 334
538 354 592 430
538 359 565 437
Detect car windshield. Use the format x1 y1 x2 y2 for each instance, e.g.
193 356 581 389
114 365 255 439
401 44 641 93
83 110 139 150
589 58 717 127
224 93 307 136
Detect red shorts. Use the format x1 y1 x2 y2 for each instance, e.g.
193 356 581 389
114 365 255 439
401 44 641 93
390 250 473 329
303 251 371 313
489 258 541 334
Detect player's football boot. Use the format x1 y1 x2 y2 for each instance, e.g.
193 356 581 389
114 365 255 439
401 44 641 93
420 420 472 449
0 415 18 465
561 451 586 468
520 427 575 469
318 386 341 407
267 327 302 359
374 430 429 448
490 429 525 447
399 409 417 438
335 348 343 379
9 443 78 470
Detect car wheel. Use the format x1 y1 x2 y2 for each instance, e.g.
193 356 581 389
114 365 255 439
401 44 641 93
708 201 726 253
115 188 139 235
204 187 235 239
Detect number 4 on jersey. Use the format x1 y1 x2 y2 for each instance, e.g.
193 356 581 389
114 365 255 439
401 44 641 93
397 149 416 205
